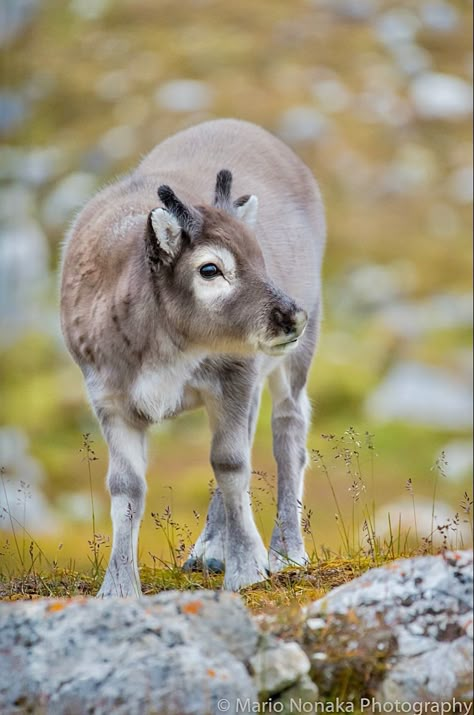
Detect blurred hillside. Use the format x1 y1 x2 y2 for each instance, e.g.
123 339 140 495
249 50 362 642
0 0 472 567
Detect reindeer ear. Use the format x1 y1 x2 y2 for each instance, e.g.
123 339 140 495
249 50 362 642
146 207 183 267
234 195 258 229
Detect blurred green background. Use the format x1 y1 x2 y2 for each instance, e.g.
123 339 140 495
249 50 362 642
1 0 472 568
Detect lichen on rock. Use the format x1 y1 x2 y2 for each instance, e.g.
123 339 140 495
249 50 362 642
303 550 473 703
0 551 472 713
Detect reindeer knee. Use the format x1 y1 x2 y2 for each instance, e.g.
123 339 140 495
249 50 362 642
108 469 146 503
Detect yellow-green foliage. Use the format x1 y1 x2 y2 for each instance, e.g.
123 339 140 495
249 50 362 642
0 555 380 609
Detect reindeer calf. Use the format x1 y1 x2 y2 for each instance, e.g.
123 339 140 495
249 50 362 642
60 119 325 595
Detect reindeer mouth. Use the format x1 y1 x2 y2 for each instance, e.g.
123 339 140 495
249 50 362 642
257 311 307 357
258 336 300 356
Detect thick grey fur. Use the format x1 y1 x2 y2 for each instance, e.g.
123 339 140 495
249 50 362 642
60 119 326 596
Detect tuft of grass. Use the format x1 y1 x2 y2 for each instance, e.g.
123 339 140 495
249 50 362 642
0 556 367 609
241 557 371 614
80 434 102 579
0 430 472 608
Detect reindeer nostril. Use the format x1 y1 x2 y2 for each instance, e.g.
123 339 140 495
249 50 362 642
271 304 308 341
272 308 283 325
272 307 295 335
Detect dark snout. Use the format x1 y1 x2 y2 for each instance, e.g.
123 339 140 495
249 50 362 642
259 296 308 356
271 306 308 339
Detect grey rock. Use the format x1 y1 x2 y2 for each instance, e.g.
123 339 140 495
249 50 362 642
0 588 316 713
332 262 417 315
274 675 319 713
447 165 473 204
0 591 259 715
319 0 375 22
2 554 472 710
0 182 35 221
0 428 57 533
390 42 432 77
380 144 438 195
372 497 472 549
0 0 40 46
95 69 132 102
21 146 66 185
250 641 311 698
79 146 113 174
377 292 473 338
0 147 22 181
365 360 473 430
410 72 473 120
356 88 412 127
42 172 98 229
155 80 213 113
329 147 374 192
70 0 110 21
311 77 351 113
420 1 459 33
0 146 66 185
0 90 28 135
453 347 473 382
374 8 420 48
57 491 105 522
439 439 474 481
427 202 460 238
0 216 52 345
304 551 473 702
98 124 139 161
277 106 327 144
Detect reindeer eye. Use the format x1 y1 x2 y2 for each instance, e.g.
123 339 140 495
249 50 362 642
199 263 220 279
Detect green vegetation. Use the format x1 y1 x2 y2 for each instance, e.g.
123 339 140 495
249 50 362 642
1 429 471 611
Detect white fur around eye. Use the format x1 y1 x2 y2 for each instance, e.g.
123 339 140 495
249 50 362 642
195 246 236 275
192 246 237 305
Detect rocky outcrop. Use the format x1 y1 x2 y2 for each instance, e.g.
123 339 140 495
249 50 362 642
302 550 473 703
0 590 312 715
0 551 472 713
249 640 312 699
0 591 257 714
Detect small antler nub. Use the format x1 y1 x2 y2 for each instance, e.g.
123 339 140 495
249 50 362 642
157 185 199 235
214 169 233 209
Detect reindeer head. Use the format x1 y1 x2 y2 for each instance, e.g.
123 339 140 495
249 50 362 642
145 170 307 356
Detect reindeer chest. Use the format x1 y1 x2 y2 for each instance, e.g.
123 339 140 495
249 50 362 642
131 360 201 422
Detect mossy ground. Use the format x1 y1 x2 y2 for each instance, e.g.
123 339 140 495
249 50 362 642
0 553 405 610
